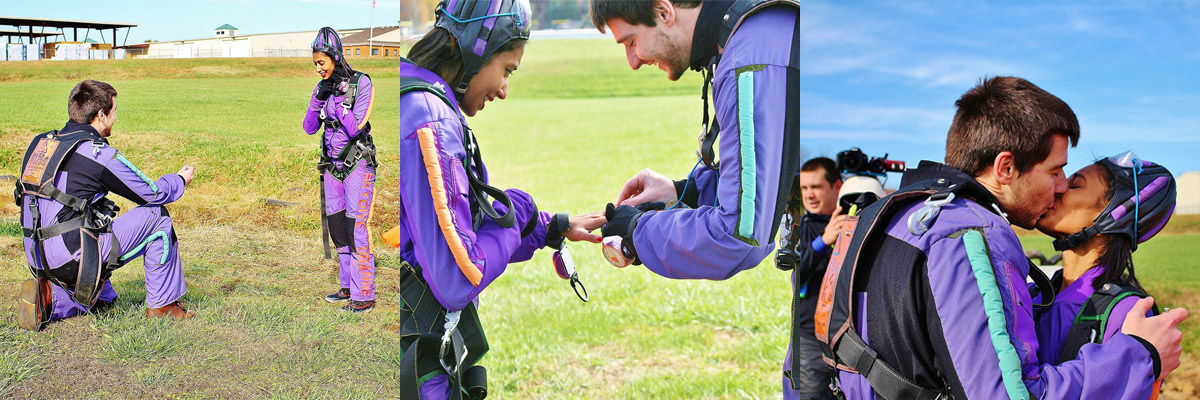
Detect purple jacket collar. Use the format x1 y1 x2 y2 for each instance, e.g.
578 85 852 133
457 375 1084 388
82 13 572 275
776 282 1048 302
899 160 1005 216
688 1 735 71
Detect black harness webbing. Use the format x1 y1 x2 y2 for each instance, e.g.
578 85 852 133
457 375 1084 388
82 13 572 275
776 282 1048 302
399 70 517 229
1058 281 1152 363
396 263 489 400
316 71 377 259
17 130 121 308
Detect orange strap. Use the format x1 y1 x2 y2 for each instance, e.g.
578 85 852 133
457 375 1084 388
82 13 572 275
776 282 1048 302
416 126 483 286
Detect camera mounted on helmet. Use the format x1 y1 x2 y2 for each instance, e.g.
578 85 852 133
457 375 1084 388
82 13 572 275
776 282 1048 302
433 0 532 96
1052 151 1176 252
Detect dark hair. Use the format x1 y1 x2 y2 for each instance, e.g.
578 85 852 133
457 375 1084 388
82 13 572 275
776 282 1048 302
801 157 840 186
68 80 117 124
945 76 1081 176
1092 164 1145 292
589 0 702 33
407 27 526 92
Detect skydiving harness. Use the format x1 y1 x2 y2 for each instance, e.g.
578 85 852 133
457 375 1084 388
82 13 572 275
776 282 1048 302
695 0 801 246
811 175 1057 400
396 262 489 400
16 129 121 312
316 71 378 259
1057 280 1155 363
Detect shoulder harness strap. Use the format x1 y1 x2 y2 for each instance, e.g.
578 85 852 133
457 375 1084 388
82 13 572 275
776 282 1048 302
1058 281 1151 363
400 73 517 229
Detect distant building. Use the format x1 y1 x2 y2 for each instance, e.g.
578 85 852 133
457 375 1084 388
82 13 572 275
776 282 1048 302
215 24 238 38
145 26 401 59
1179 171 1200 215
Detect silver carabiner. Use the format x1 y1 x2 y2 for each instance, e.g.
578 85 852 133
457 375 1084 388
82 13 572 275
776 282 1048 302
439 310 468 374
907 192 955 236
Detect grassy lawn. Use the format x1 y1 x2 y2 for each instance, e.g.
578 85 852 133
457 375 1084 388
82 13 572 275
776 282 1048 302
1 38 1197 398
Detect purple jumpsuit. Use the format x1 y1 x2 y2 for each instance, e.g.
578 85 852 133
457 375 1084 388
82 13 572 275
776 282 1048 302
21 121 189 320
302 74 377 302
398 62 552 399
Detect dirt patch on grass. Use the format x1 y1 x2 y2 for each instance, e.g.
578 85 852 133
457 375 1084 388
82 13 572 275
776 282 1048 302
188 65 241 76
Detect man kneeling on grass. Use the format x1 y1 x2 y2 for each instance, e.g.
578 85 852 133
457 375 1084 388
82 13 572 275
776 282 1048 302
15 79 197 331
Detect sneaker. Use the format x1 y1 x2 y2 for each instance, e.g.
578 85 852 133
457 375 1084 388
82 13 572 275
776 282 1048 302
341 300 374 314
325 288 351 303
145 301 196 320
17 278 52 331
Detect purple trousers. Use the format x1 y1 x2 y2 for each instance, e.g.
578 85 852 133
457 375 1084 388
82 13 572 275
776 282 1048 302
323 158 376 301
49 205 187 320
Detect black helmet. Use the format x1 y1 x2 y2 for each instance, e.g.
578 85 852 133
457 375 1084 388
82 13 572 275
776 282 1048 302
311 26 352 72
434 0 531 95
1053 151 1176 251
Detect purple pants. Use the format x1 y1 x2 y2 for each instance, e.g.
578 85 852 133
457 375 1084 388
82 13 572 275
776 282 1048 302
49 205 187 320
324 158 376 301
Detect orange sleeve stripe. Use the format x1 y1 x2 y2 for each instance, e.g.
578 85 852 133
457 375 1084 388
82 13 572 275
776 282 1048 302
356 84 376 131
416 126 483 286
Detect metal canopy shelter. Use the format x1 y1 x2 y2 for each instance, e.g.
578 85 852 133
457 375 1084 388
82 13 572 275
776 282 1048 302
0 27 64 44
0 16 137 47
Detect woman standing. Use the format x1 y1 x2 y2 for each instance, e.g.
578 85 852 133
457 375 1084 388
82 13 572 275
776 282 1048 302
303 27 378 313
393 0 603 397
1034 151 1182 398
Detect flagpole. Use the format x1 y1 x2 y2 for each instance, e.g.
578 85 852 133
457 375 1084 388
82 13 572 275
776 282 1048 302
369 0 376 56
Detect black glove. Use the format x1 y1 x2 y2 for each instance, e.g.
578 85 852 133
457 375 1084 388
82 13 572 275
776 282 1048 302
544 212 570 250
315 79 335 101
602 203 645 265
635 201 667 212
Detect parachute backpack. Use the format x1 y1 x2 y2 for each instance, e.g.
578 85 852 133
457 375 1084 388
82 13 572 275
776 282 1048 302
16 129 122 330
813 172 1000 400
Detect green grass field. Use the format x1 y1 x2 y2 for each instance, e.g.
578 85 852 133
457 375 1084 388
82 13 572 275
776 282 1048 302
1 38 1198 398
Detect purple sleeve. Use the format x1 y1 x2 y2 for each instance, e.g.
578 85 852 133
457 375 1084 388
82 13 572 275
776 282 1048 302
302 82 323 135
630 63 790 280
920 220 1155 399
684 163 720 207
397 120 527 312
507 198 551 263
334 75 373 137
100 149 185 205
1103 296 1146 342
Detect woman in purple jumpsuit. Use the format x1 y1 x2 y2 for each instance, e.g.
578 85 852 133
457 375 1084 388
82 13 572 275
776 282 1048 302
302 27 378 313
394 0 603 398
1034 151 1179 397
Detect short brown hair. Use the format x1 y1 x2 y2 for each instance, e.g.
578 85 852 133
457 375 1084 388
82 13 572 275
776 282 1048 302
68 80 118 124
945 76 1080 176
801 157 840 186
590 0 701 33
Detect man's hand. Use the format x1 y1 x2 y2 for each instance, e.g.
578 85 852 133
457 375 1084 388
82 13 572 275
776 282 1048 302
821 207 847 246
1121 297 1188 377
564 211 605 243
177 165 195 186
617 169 677 207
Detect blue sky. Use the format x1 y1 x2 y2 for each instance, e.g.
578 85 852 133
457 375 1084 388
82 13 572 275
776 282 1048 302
3 0 400 43
798 1 1200 186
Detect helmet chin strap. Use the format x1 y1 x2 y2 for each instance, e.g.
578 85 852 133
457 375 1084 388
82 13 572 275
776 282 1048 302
1052 225 1100 251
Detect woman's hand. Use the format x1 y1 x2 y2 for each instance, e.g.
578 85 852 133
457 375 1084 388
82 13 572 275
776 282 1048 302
315 80 335 101
564 211 605 243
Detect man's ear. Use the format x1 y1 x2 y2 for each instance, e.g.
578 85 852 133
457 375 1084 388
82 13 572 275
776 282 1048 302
992 151 1017 185
655 0 676 26
831 179 843 194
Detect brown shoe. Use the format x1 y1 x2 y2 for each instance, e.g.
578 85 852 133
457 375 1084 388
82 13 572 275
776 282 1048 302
145 301 196 320
17 278 53 331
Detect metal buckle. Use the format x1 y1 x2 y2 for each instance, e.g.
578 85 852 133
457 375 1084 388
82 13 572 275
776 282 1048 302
907 192 955 235
439 310 468 375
